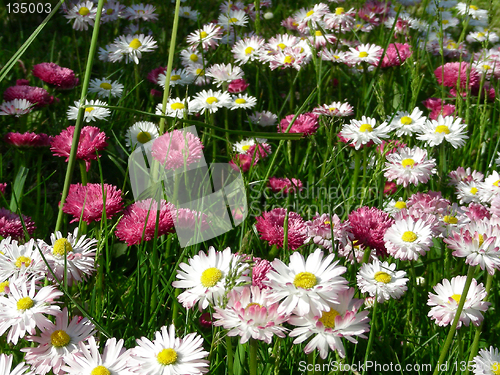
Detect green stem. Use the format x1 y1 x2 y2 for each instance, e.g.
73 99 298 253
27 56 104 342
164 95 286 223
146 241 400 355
432 266 477 375
226 336 234 375
249 338 258 375
54 0 105 233
307 352 315 375
350 151 361 208
253 0 261 34
362 296 378 375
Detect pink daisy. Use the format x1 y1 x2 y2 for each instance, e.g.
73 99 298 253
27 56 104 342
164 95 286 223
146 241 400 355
0 208 36 240
32 63 79 90
304 213 350 252
50 126 108 172
3 85 55 107
255 208 307 250
278 113 319 136
151 130 204 170
268 177 303 194
62 183 123 224
115 199 175 246
384 146 437 187
434 62 479 89
228 78 249 94
252 258 274 290
379 43 412 68
5 132 52 148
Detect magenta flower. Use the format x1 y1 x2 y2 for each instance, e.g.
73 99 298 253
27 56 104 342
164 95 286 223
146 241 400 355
32 62 79 89
228 78 250 93
147 66 167 84
255 208 307 250
50 126 108 171
279 113 319 136
151 130 204 170
3 85 55 107
115 199 175 246
268 177 303 194
252 258 274 290
434 62 479 90
5 132 52 148
62 183 123 224
0 208 36 240
347 206 394 257
379 43 412 68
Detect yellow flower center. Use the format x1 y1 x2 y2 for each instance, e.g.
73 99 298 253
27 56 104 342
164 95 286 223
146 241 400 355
324 220 331 225
442 19 449 24
51 330 71 347
228 17 239 23
492 363 500 375
200 31 208 38
478 233 484 246
245 46 254 55
235 98 247 104
99 82 112 90
106 8 114 15
450 293 461 303
79 6 90 15
136 131 152 144
483 64 492 70
335 7 345 15
293 272 317 289
284 55 294 64
470 5 478 10
206 96 218 105
17 296 34 310
85 107 94 113
401 158 415 168
0 281 9 294
394 201 407 209
157 348 178 365
246 302 263 310
189 54 198 62
319 309 340 328
200 267 223 287
171 75 181 81
53 238 73 256
91 366 110 375
476 32 485 37
129 38 142 49
15 256 31 268
435 125 450 134
359 123 373 132
470 187 478 195
171 102 185 110
493 180 500 187
184 11 190 15
401 231 417 242
400 116 413 125
329 107 337 111
315 30 323 36
447 42 457 49
277 43 286 50
306 10 314 17
241 145 251 151
443 215 458 224
374 271 392 284
359 51 369 58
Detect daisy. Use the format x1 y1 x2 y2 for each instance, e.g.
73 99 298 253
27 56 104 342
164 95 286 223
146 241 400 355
279 113 319 136
345 43 382 65
478 171 500 203
186 23 222 50
0 209 36 240
157 68 194 88
339 116 391 149
456 181 481 204
356 260 409 303
151 129 204 170
32 62 78 90
228 78 249 93
455 2 488 22
205 63 244 87
268 177 303 194
324 7 357 32
62 336 130 375
232 36 265 65
0 277 62 344
427 276 489 328
319 49 346 63
172 247 249 310
0 354 33 375
158 97 194 118
67 99 110 122
268 46 308 71
64 1 96 31
129 325 209 375
3 84 54 108
384 146 437 187
264 248 348 316
473 346 500 375
229 94 257 110
417 115 468 148
88 78 124 98
213 286 289 344
249 110 277 126
304 213 349 252
186 65 211 86
232 138 265 154
388 108 427 136
384 216 434 261
312 101 353 117
125 121 159 149
255 208 307 250
108 34 157 64
218 9 248 28
0 238 46 281
0 99 34 117
37 228 97 285
179 6 199 21
190 89 231 114
21 308 96 375
288 288 370 359
180 48 203 67
124 3 158 21
101 0 125 23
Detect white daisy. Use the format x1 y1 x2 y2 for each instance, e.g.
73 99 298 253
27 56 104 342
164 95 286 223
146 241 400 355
312 101 354 117
62 336 130 375
417 115 468 148
383 198 408 215
0 277 62 344
339 116 391 149
356 260 409 303
172 247 249 311
0 99 34 117
67 99 110 122
473 346 500 375
388 107 427 136
157 68 194 88
205 63 244 87
0 354 34 375
125 121 159 149
186 65 211 86
101 0 125 23
232 36 265 65
319 48 346 63
179 6 199 21
345 43 382 65
108 34 157 64
0 238 45 281
229 94 257 110
186 23 222 50
248 111 278 127
190 89 232 114
383 146 437 187
88 78 124 98
64 1 96 31
427 275 489 328
218 9 249 28
37 228 97 285
232 138 266 154
156 97 194 119
124 3 158 21
456 180 481 204
180 48 203 67
21 307 96 375
129 325 209 375
477 171 500 203
288 288 370 359
455 2 488 22
264 248 348 316
384 217 434 261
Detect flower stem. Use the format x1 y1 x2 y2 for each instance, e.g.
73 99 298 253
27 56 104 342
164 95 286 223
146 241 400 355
362 296 378 375
432 265 477 375
226 336 234 375
350 150 361 208
54 0 105 233
249 338 258 375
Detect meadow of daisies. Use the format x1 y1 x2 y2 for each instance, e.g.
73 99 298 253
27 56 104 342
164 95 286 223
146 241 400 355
2 0 500 373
